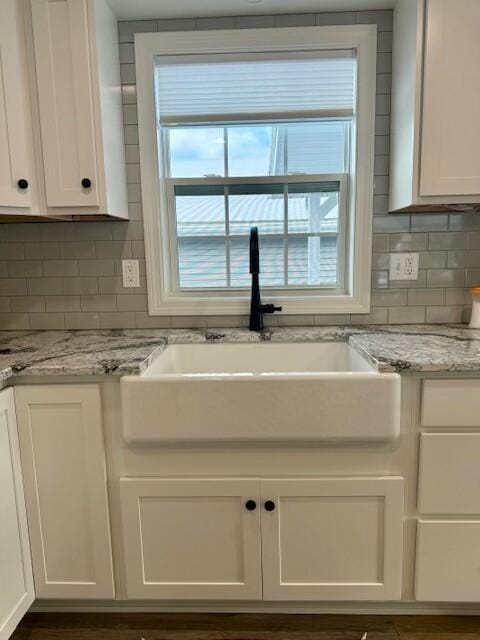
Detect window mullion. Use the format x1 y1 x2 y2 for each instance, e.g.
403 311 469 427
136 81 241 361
225 185 231 288
223 126 228 177
284 183 288 286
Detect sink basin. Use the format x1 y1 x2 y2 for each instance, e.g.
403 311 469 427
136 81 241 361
144 342 375 376
121 342 400 445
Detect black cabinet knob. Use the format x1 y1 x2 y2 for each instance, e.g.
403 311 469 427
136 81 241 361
245 500 257 511
81 178 92 189
264 500 276 512
17 179 29 190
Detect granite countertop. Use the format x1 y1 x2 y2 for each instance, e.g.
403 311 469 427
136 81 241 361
0 324 480 382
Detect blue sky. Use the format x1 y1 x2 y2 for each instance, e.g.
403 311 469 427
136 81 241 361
168 125 274 177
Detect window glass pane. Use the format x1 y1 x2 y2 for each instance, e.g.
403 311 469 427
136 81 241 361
288 183 339 234
168 127 225 177
288 236 338 286
229 184 284 235
229 238 250 288
175 185 225 237
230 236 285 288
227 125 284 176
178 237 226 288
259 236 285 287
286 121 347 174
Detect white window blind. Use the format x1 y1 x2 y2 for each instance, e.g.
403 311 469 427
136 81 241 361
155 52 356 123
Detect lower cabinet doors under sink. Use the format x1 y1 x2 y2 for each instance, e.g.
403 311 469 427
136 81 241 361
119 476 404 601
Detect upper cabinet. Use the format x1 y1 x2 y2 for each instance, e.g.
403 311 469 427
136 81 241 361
389 0 480 212
0 0 35 214
31 0 101 209
0 0 127 219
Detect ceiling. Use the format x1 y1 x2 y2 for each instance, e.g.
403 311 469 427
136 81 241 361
108 0 395 21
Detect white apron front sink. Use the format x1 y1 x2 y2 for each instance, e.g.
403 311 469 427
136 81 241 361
121 342 400 445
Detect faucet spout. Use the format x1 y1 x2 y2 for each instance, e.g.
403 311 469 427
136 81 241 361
249 226 282 331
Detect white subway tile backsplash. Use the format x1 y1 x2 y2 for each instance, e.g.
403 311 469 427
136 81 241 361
388 306 425 324
407 289 445 306
29 313 65 330
429 232 467 250
426 306 463 323
390 232 428 252
11 297 45 313
45 296 81 312
235 15 276 29
427 269 466 288
274 14 316 27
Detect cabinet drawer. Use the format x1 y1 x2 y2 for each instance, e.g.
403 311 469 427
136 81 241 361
418 433 480 515
416 521 480 602
421 380 480 427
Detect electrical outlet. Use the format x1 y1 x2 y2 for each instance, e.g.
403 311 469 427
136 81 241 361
389 253 419 281
122 259 140 288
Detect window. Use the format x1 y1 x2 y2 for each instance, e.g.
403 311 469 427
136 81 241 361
136 27 376 315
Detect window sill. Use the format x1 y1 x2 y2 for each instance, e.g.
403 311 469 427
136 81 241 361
146 287 371 316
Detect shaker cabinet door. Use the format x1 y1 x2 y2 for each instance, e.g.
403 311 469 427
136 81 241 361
261 477 404 601
120 478 263 600
0 389 34 640
15 385 114 599
420 0 480 197
30 0 100 207
0 0 32 210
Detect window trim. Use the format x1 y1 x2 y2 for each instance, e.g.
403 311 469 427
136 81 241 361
135 25 377 316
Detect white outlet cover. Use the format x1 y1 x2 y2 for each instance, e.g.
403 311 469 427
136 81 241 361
389 253 419 281
122 259 140 288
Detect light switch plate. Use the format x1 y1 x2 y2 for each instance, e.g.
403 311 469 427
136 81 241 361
389 253 419 281
122 259 140 288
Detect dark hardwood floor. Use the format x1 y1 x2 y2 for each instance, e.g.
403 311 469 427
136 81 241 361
11 613 480 640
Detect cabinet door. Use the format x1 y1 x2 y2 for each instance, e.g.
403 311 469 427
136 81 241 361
0 0 32 209
416 520 480 601
261 477 404 601
30 0 99 207
0 389 34 640
15 385 114 599
120 478 262 600
420 0 480 196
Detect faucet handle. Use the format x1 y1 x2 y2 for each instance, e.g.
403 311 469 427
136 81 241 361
261 303 282 314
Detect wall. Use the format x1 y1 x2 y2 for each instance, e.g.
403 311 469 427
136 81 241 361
0 8 478 330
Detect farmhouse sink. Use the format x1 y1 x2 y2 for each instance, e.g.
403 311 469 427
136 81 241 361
121 342 400 445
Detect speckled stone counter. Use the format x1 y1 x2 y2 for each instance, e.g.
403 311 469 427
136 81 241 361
0 324 480 382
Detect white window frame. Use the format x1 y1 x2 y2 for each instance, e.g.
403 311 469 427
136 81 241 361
135 26 377 316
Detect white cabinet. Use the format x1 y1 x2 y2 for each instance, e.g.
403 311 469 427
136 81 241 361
120 476 404 602
390 0 480 211
261 477 404 601
0 0 34 214
0 0 127 219
420 0 480 197
15 385 115 599
30 0 100 209
415 377 480 602
416 521 480 602
0 388 34 640
28 0 127 217
421 379 480 427
418 433 480 515
120 478 263 600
